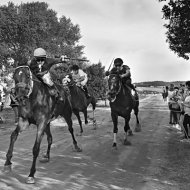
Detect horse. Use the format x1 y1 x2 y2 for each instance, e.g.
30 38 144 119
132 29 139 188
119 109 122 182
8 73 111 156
133 92 141 132
3 65 81 184
62 74 97 134
107 74 140 148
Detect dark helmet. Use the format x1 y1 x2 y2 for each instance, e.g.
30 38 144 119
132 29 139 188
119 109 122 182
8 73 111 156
70 64 79 71
114 58 123 66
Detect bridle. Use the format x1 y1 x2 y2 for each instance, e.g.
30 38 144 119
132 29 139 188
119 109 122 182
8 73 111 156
108 74 122 101
14 65 33 97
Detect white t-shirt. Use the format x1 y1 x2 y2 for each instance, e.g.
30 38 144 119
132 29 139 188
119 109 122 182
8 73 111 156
184 96 190 116
71 69 88 86
167 90 174 103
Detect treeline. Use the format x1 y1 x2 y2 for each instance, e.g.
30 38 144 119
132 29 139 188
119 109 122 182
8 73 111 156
0 1 107 100
135 81 186 87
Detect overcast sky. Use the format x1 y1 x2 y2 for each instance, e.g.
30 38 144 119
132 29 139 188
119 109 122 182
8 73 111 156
2 0 190 82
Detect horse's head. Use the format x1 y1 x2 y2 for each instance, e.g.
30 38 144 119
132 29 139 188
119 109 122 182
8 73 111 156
13 66 32 104
107 74 121 102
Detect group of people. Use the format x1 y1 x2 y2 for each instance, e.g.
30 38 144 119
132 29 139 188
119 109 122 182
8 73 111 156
166 82 190 139
8 47 136 125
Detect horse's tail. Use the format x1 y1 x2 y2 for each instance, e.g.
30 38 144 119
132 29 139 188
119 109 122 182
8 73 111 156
90 96 97 110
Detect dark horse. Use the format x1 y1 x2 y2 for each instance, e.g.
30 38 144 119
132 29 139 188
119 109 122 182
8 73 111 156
107 74 140 148
63 74 97 134
3 66 81 184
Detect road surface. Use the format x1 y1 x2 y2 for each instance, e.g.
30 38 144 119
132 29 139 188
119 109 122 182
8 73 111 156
0 94 190 190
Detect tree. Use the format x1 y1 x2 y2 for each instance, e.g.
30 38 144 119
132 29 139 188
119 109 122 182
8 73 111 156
159 0 190 59
0 1 84 68
85 61 107 100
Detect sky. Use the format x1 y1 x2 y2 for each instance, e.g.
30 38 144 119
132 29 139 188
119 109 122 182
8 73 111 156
2 0 190 82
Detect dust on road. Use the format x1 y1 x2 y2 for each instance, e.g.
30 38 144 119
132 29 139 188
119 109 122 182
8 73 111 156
0 94 190 190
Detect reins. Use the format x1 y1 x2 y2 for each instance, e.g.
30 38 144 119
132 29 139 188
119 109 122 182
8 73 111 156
14 65 34 97
108 74 122 97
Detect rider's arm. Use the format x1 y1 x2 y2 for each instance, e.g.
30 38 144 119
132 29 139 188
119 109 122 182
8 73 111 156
120 68 131 78
46 58 63 69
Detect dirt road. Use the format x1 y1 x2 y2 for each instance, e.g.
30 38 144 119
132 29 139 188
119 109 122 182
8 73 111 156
0 94 190 190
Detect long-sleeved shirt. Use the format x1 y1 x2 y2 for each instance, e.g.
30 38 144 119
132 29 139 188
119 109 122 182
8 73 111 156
71 69 88 86
29 57 62 75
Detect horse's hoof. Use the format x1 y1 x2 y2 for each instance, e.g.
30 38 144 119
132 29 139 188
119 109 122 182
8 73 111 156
26 177 35 184
73 146 82 152
76 132 83 136
76 147 82 152
39 156 49 163
112 143 117 150
3 165 12 173
128 130 133 136
123 139 131 145
134 124 141 132
134 127 141 132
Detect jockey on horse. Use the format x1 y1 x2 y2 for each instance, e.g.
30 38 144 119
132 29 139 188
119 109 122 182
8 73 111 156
29 47 66 101
69 64 90 98
106 58 137 97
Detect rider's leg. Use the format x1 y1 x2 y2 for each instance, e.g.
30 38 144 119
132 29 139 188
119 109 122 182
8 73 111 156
83 85 90 98
41 72 63 100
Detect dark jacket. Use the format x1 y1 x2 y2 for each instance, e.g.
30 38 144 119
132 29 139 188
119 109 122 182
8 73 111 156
29 57 62 75
110 65 131 82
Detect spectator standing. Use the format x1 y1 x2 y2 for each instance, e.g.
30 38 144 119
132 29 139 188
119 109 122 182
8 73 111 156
168 86 181 130
181 81 190 139
167 84 175 124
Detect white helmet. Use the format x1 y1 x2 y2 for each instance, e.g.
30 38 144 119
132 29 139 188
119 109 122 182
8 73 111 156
34 48 46 57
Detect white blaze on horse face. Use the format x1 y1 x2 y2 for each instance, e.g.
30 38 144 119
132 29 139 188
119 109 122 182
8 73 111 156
18 70 23 75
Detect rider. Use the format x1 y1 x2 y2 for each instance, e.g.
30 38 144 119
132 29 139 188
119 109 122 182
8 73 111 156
70 64 90 98
29 48 66 100
106 58 137 95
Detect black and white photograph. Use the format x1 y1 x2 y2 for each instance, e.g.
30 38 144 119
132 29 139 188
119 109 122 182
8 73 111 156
0 0 190 189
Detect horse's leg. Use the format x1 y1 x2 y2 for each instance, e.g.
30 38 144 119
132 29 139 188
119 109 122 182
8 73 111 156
134 105 140 124
39 123 52 163
4 125 21 172
124 115 132 145
92 110 97 130
83 109 88 124
111 111 118 148
73 109 83 135
134 103 141 132
27 122 46 184
64 114 82 152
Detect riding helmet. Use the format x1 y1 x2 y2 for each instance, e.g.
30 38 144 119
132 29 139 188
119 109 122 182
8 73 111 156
34 48 47 57
114 58 123 66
